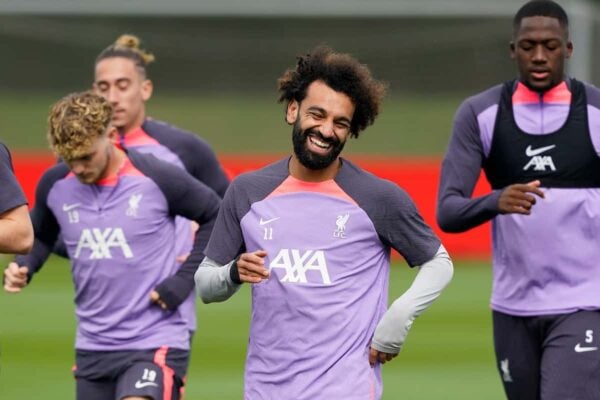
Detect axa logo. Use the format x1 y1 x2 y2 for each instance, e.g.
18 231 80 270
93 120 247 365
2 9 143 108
270 249 331 285
523 144 556 171
74 227 133 259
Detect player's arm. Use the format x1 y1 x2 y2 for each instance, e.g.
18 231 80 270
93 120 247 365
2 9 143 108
130 150 221 310
0 144 33 254
183 136 230 198
437 100 545 232
153 176 220 310
366 182 453 365
4 166 64 292
195 250 269 303
195 174 271 302
0 204 33 254
436 100 504 232
195 257 242 303
369 245 453 366
4 239 54 293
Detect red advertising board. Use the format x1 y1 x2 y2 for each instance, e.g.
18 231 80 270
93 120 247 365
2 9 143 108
12 152 491 260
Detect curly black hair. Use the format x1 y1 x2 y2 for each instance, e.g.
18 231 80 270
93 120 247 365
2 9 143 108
277 46 387 138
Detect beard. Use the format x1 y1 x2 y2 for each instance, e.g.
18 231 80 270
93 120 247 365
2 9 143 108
292 122 345 170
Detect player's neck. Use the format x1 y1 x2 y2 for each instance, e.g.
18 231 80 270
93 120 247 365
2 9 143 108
120 114 147 136
288 155 341 182
102 146 127 180
518 77 566 95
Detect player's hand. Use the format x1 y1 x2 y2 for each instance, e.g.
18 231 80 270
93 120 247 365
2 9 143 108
175 253 190 264
368 347 398 367
150 290 168 310
237 250 269 284
3 262 29 293
498 180 545 215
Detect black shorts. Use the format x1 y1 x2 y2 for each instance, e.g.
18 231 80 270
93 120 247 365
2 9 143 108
493 310 600 400
74 347 189 400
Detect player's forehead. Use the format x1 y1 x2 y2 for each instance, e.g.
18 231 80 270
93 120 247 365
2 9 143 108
94 56 140 83
301 80 355 120
515 15 566 42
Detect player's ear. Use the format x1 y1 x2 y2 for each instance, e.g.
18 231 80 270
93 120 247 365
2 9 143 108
106 126 120 144
566 40 573 58
141 79 153 102
286 100 299 125
509 41 516 59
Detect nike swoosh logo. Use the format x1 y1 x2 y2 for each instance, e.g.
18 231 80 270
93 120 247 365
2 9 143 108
259 217 280 225
134 380 159 389
574 343 598 353
525 144 556 157
62 203 81 212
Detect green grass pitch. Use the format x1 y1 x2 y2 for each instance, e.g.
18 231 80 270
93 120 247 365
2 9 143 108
0 92 460 156
1 256 505 399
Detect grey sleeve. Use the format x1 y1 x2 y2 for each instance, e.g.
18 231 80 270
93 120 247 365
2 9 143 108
194 256 242 303
370 244 453 354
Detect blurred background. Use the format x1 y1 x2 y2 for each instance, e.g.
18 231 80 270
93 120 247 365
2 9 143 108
1 1 599 399
2 0 598 155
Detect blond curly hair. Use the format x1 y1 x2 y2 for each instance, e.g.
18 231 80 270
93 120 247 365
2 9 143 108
47 91 113 160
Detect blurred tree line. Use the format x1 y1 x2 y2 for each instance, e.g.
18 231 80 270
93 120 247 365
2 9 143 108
0 16 521 96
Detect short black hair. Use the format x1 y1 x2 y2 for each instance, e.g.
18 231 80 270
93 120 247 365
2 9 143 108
513 0 569 35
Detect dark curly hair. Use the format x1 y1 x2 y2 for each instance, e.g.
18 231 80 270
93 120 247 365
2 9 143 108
277 46 387 138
